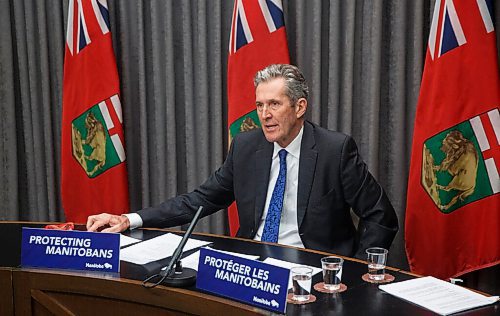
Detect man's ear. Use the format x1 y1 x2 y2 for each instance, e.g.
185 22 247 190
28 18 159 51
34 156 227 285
295 98 307 119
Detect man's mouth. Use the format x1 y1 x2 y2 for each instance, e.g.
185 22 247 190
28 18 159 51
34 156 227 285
264 124 278 131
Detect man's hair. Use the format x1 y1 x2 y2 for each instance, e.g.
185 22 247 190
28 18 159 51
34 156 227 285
254 64 309 104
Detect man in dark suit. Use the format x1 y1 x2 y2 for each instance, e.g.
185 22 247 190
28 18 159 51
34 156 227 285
87 64 398 259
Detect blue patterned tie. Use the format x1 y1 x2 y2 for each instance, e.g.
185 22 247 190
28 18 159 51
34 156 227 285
262 149 288 243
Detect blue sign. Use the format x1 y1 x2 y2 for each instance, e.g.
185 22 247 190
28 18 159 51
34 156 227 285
21 227 120 273
196 248 290 314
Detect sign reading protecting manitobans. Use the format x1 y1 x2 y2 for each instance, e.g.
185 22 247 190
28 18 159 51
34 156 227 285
21 227 120 273
196 248 290 313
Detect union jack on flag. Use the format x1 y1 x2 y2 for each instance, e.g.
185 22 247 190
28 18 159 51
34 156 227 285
229 0 285 54
66 0 111 55
428 0 494 60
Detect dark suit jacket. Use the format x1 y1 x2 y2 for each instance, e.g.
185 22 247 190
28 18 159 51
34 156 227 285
138 121 398 259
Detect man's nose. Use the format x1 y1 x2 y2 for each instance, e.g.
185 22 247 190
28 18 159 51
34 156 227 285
261 106 272 118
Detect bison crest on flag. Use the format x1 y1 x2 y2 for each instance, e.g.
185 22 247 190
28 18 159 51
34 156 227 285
421 108 500 213
71 94 126 178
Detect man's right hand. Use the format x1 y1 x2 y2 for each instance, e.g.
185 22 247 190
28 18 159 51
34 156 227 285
86 213 130 233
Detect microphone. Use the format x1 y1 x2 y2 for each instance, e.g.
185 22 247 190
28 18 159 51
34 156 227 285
143 206 204 288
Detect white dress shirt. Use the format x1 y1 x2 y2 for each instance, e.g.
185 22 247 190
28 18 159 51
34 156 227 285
254 126 305 248
125 212 143 229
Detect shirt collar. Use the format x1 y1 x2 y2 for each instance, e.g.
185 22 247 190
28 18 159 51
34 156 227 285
272 125 304 159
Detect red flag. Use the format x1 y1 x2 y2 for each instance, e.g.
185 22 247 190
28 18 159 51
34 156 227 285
227 0 290 236
61 0 129 223
405 0 499 279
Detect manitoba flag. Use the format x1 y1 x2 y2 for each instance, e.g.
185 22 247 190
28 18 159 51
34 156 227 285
61 0 129 223
227 0 290 236
405 0 499 279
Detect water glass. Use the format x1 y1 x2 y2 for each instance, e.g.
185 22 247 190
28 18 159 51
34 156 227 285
366 247 388 281
291 266 313 301
321 256 343 290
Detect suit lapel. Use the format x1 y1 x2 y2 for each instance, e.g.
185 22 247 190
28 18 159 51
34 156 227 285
297 122 318 228
254 141 273 230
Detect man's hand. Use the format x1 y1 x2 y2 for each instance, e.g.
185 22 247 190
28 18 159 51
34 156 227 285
86 213 130 233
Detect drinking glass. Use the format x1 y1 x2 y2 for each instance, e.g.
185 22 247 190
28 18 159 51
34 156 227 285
366 247 388 281
291 266 313 301
321 256 343 290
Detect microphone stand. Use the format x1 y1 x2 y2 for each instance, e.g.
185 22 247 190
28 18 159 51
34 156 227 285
143 206 204 288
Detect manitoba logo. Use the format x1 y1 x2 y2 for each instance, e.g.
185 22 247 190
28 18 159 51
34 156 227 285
422 108 499 213
71 94 126 178
229 111 261 138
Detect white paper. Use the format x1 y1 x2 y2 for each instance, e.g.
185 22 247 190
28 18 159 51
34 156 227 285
178 248 260 271
120 233 212 265
379 276 499 315
120 234 141 248
262 257 322 289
